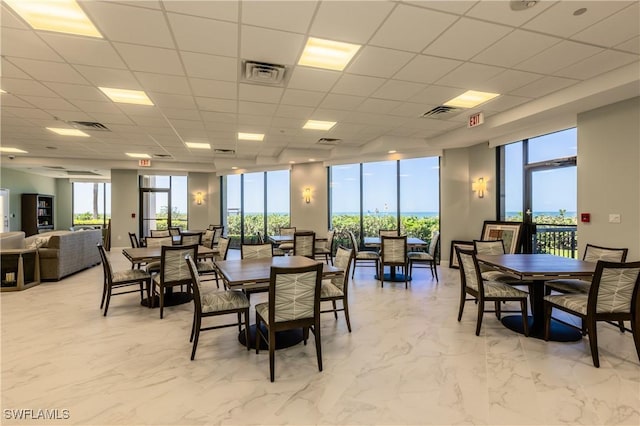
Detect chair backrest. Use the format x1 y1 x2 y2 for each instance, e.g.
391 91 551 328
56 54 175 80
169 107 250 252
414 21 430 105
381 235 407 264
207 224 220 231
347 231 360 255
456 248 484 294
150 229 170 237
583 244 628 262
168 227 182 237
316 229 335 252
128 232 140 248
215 237 230 261
160 244 198 284
145 236 173 247
180 232 202 246
242 243 273 259
256 231 265 244
212 226 224 245
202 229 215 248
268 263 323 323
97 243 112 284
280 226 296 237
589 260 640 314
427 231 440 257
185 255 204 315
331 246 354 291
293 231 316 258
379 229 398 237
474 239 506 255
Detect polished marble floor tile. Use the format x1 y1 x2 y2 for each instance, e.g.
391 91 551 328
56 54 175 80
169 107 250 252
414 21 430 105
1 248 638 425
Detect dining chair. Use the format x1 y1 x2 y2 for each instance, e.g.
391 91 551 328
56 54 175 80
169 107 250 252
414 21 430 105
197 237 230 288
127 232 145 269
97 243 151 316
180 232 202 246
407 230 439 281
150 229 170 237
293 231 316 259
456 248 529 336
255 262 324 382
347 230 379 279
144 236 174 275
277 226 296 253
320 246 354 332
259 231 285 256
474 239 532 292
379 235 409 288
379 229 399 237
241 243 273 259
152 244 198 319
185 255 250 360
544 260 640 367
201 228 215 249
168 226 182 237
314 229 335 265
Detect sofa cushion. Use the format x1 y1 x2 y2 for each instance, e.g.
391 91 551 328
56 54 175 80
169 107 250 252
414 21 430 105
1 232 26 249
26 235 52 249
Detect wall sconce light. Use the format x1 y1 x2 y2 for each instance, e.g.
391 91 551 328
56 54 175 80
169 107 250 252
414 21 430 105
303 187 311 204
195 192 203 205
472 177 486 198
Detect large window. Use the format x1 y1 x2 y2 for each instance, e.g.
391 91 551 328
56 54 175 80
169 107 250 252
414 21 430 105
72 182 111 227
139 175 188 236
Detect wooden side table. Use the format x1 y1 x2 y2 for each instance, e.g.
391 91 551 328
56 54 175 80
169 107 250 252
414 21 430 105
1 248 40 291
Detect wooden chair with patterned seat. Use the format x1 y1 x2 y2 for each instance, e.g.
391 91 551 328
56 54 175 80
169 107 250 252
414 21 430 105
196 237 230 288
474 239 532 292
314 229 335 265
241 243 273 259
180 232 202 246
152 244 198 319
347 230 379 279
293 231 316 259
379 235 409 289
320 246 354 332
407 230 439 281
277 226 296 254
150 229 170 237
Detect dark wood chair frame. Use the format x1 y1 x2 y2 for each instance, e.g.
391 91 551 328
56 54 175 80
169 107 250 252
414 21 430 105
153 244 198 319
348 230 379 279
379 235 409 289
293 231 316 259
320 246 355 332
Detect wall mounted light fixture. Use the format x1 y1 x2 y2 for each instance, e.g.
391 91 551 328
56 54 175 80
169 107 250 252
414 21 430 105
195 192 203 205
472 177 486 198
303 187 311 204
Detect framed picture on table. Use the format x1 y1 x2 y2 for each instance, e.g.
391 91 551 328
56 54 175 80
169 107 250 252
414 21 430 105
449 240 474 268
480 221 524 254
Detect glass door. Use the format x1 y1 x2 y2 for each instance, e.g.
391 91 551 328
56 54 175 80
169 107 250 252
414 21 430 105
140 189 170 238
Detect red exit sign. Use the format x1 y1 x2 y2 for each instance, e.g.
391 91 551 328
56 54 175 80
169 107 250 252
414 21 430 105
138 159 151 167
468 112 484 128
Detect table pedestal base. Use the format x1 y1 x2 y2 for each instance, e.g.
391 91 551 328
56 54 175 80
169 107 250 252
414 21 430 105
238 324 304 350
141 292 193 308
375 273 412 282
501 315 582 342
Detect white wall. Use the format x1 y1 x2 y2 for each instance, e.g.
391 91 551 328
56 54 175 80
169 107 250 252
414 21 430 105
110 169 138 248
577 96 640 260
290 162 328 234
187 172 211 230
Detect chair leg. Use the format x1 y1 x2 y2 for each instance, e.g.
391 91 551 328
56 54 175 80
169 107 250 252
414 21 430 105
269 327 276 382
190 309 196 342
313 322 323 372
332 300 338 319
544 303 552 341
139 282 144 302
432 262 438 282
343 299 352 333
146 279 152 308
190 314 201 361
103 285 112 316
631 315 640 365
255 316 262 355
237 312 242 332
495 301 501 320
587 317 600 367
351 260 356 279
475 299 484 336
243 309 250 351
457 288 466 321
520 299 529 337
100 282 107 309
159 286 165 319
618 321 626 333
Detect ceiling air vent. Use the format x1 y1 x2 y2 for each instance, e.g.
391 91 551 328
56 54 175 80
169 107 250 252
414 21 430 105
317 138 341 146
421 105 462 119
45 166 65 170
214 149 236 155
67 170 102 176
153 154 173 159
243 60 286 85
68 121 110 131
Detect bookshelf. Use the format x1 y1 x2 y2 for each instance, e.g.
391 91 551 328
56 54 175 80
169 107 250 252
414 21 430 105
21 194 54 236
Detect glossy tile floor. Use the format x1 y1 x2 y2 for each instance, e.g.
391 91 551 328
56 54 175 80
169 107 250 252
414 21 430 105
2 248 639 425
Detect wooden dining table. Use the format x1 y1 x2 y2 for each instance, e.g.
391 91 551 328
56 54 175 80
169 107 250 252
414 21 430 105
476 253 596 342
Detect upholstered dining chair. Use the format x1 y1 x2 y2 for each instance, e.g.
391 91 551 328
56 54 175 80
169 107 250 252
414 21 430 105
314 229 335 265
197 237 230 288
379 229 399 237
150 229 170 237
127 232 145 269
456 248 529 337
97 243 151 316
407 230 440 281
473 239 532 291
348 230 379 279
153 244 198 319
144 236 174 275
180 232 202 246
241 243 273 259
185 255 250 360
379 235 409 288
320 246 354 332
293 231 316 259
255 262 324 382
277 226 296 253
168 226 182 237
544 260 640 367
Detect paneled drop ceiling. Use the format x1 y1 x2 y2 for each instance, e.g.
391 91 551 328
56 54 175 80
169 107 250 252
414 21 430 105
1 0 639 178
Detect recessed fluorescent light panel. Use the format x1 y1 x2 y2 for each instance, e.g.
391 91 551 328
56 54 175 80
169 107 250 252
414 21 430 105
0 89 6 94
99 87 154 106
298 37 361 71
125 153 151 159
185 142 211 149
0 147 27 153
46 127 90 137
443 90 500 109
5 0 103 38
238 132 264 141
303 120 336 131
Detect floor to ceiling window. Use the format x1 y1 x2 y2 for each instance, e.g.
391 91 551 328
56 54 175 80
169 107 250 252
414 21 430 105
72 182 111 227
139 175 187 237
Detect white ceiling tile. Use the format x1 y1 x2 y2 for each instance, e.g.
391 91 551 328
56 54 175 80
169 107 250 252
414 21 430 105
69 99 121 114
474 69 542 94
346 46 414 78
481 94 531 112
423 18 512 60
164 1 239 21
472 30 561 67
242 1 316 33
114 43 184 75
238 84 283 104
39 33 126 68
1 4 30 29
280 89 325 107
168 13 237 57
9 58 87 84
309 1 394 44
402 1 478 15
311 108 351 122
2 94 35 108
238 101 278 116
554 51 639 80
196 97 238 113
0 28 63 61
287 67 341 92
181 52 238 81
571 2 640 47
371 80 425 101
86 112 135 125
616 36 640 54
117 104 164 117
357 98 402 114
510 76 579 98
275 105 314 119
389 102 436 118
318 94 365 110
270 117 305 129
2 59 31 79
73 65 141 89
201 111 238 123
114 1 162 10
3 77 60 97
393 55 462 84
3 106 52 120
409 85 463 105
514 41 603 75
370 4 458 52
168 118 205 130
523 1 633 38
83 2 174 48
466 1 555 27
42 82 108 102
435 62 504 89
241 26 305 66
148 93 196 109
134 73 191 95
160 107 203 120
331 74 386 97
190 78 237 100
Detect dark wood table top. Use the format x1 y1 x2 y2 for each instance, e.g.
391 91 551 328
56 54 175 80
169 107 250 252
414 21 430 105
476 254 595 281
364 237 427 247
122 245 216 262
268 235 327 244
214 256 342 290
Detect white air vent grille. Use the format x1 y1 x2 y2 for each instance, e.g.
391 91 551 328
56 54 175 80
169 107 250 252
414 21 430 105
67 170 101 176
243 60 286 85
214 149 236 155
68 121 110 131
317 138 341 145
421 105 462 119
153 154 173 159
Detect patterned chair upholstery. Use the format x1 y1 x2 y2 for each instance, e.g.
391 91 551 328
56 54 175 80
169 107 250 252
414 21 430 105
314 230 335 265
255 263 323 382
544 260 640 367
185 256 250 360
153 244 198 319
348 231 379 279
201 229 215 248
456 248 529 337
320 246 354 332
379 229 399 237
197 237 230 288
473 239 531 289
144 236 174 275
408 230 439 281
150 230 170 237
379 235 409 288
277 226 296 252
293 231 316 259
180 232 202 246
241 243 273 259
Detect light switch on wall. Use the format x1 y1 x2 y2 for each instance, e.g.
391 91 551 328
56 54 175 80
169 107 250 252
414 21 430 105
608 214 621 223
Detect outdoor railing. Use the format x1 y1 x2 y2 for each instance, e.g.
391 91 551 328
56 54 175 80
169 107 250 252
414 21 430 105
533 224 578 258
